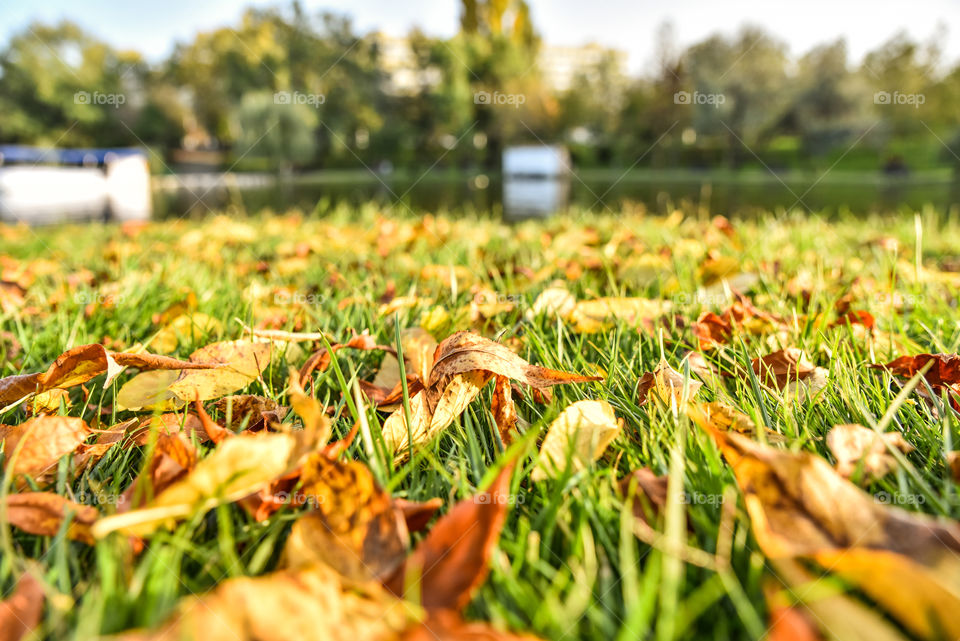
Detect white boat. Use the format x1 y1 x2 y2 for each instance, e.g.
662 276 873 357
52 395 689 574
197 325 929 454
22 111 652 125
0 146 151 224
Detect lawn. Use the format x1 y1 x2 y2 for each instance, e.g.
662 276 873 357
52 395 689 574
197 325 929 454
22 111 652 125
1 204 960 641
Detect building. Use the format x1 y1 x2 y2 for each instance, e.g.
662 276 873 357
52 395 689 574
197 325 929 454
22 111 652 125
537 43 628 92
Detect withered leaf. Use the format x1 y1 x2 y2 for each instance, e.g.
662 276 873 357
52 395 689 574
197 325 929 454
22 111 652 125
694 416 960 640
1 416 90 484
385 463 515 611
92 431 297 538
167 340 271 402
281 454 409 582
532 400 621 481
381 370 491 458
0 572 44 641
113 563 419 641
637 358 703 407
1 492 98 544
826 424 913 482
0 344 214 408
120 433 197 512
490 375 519 445
427 332 601 406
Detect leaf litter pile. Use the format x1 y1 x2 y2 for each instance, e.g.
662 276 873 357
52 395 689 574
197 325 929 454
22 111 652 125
2 209 960 640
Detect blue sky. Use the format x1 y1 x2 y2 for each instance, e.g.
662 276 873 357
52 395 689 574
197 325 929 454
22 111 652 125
2 0 958 74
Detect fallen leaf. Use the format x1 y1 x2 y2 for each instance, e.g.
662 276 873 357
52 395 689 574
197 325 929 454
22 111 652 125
532 400 621 481
120 433 198 512
490 375 519 445
1 416 90 484
92 431 297 538
167 340 271 402
618 468 668 525
826 424 913 482
693 414 960 640
381 370 491 458
0 344 207 408
427 332 600 409
212 395 288 431
637 358 703 407
113 563 419 641
385 463 514 611
568 298 671 333
0 572 44 641
281 454 409 581
1 492 98 543
115 370 183 411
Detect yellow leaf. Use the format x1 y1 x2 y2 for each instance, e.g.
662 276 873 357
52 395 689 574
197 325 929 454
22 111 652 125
532 400 621 481
92 432 296 538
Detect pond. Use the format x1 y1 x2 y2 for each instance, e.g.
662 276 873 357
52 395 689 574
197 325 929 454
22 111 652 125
153 170 960 220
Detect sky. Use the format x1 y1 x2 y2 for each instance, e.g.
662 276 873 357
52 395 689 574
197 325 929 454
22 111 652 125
1 0 958 75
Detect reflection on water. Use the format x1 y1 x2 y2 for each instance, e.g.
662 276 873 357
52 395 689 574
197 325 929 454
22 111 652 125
152 172 960 221
502 178 570 221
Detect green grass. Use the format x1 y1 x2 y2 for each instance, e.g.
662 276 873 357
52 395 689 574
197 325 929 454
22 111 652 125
1 203 959 640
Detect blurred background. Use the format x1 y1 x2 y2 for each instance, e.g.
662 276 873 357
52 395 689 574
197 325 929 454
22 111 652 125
1 0 959 220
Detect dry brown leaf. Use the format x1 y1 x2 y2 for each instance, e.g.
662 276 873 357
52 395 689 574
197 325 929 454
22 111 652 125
1 416 90 484
119 433 198 512
567 297 671 334
212 395 288 431
0 344 209 408
637 358 703 407
401 610 543 641
1 492 98 544
167 340 271 402
618 468 668 525
0 572 44 641
92 431 297 538
281 454 409 582
381 370 491 458
490 375 518 445
385 463 514 611
113 563 419 641
532 400 621 481
692 410 960 640
427 332 600 408
826 424 913 482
